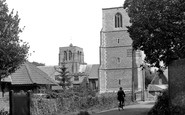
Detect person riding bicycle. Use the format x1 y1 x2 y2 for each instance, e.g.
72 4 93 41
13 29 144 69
117 87 125 109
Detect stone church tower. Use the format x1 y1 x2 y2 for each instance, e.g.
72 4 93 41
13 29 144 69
99 7 143 93
59 44 86 73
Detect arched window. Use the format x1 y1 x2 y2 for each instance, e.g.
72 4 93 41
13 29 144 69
78 51 80 61
117 57 120 63
69 51 72 60
80 52 82 62
115 13 122 28
119 79 121 85
64 51 67 61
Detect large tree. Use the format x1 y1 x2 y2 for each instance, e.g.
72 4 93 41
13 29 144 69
124 0 185 68
0 0 29 85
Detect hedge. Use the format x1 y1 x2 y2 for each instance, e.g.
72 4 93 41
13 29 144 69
148 89 185 115
31 91 133 115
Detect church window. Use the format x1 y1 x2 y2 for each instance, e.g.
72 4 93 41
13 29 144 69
64 51 67 61
115 13 122 28
117 57 120 63
78 51 80 61
80 52 82 62
117 39 120 43
69 51 72 60
119 79 121 85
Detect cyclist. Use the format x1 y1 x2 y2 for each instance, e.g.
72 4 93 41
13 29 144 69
117 87 125 110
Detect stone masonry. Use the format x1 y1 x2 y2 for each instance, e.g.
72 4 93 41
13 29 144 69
99 6 143 93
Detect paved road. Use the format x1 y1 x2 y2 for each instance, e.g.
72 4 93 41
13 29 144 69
91 101 154 115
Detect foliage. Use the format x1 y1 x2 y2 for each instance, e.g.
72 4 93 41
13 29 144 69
0 109 9 115
31 90 133 115
147 89 185 115
148 89 169 115
55 63 71 90
31 98 57 115
124 0 185 68
0 0 29 80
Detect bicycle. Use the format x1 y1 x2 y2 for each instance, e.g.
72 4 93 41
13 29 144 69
118 99 125 111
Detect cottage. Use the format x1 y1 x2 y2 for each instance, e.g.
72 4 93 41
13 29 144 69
0 62 57 96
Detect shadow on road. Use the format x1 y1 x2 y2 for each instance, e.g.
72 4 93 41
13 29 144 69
91 101 154 115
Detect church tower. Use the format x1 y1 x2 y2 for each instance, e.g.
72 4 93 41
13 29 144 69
99 7 143 93
59 44 86 74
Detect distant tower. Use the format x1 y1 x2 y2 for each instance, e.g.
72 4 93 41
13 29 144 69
59 44 86 73
99 7 143 93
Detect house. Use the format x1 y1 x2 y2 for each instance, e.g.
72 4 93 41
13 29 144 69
147 69 168 98
0 62 57 94
78 64 99 90
38 64 99 90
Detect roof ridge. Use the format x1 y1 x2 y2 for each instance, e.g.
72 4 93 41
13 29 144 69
25 63 34 84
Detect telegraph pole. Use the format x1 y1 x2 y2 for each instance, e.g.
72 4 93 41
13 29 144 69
142 66 145 101
131 47 135 102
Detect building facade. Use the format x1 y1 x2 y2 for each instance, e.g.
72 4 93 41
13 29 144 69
58 43 86 73
99 7 143 93
58 44 99 89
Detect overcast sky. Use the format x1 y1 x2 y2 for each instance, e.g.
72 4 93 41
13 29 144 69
6 0 125 66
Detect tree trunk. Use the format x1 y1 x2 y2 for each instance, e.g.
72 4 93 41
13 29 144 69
0 77 4 97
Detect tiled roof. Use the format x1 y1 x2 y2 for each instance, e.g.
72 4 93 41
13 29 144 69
150 71 168 85
10 62 57 85
88 64 99 79
37 66 58 80
79 64 99 79
148 85 168 92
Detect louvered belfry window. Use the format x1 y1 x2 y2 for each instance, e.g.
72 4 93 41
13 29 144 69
115 13 122 28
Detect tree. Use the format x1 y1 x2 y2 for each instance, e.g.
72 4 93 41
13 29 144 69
55 63 71 90
124 0 185 68
0 0 29 93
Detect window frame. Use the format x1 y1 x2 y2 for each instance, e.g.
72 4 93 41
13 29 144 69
115 13 123 28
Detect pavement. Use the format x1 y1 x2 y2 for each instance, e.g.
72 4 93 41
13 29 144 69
91 101 155 115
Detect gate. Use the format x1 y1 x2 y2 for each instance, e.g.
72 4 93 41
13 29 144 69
9 90 31 115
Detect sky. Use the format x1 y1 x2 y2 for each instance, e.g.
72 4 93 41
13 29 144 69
6 0 125 66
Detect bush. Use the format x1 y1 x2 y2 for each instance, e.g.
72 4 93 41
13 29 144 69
148 89 169 115
0 109 9 115
31 88 133 115
31 98 58 115
148 89 185 115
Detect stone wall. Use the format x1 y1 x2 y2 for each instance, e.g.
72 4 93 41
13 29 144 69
99 6 143 93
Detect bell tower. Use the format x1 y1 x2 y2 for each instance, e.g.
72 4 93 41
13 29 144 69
99 7 143 93
59 44 86 73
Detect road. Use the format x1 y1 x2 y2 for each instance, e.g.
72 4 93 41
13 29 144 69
91 101 154 115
